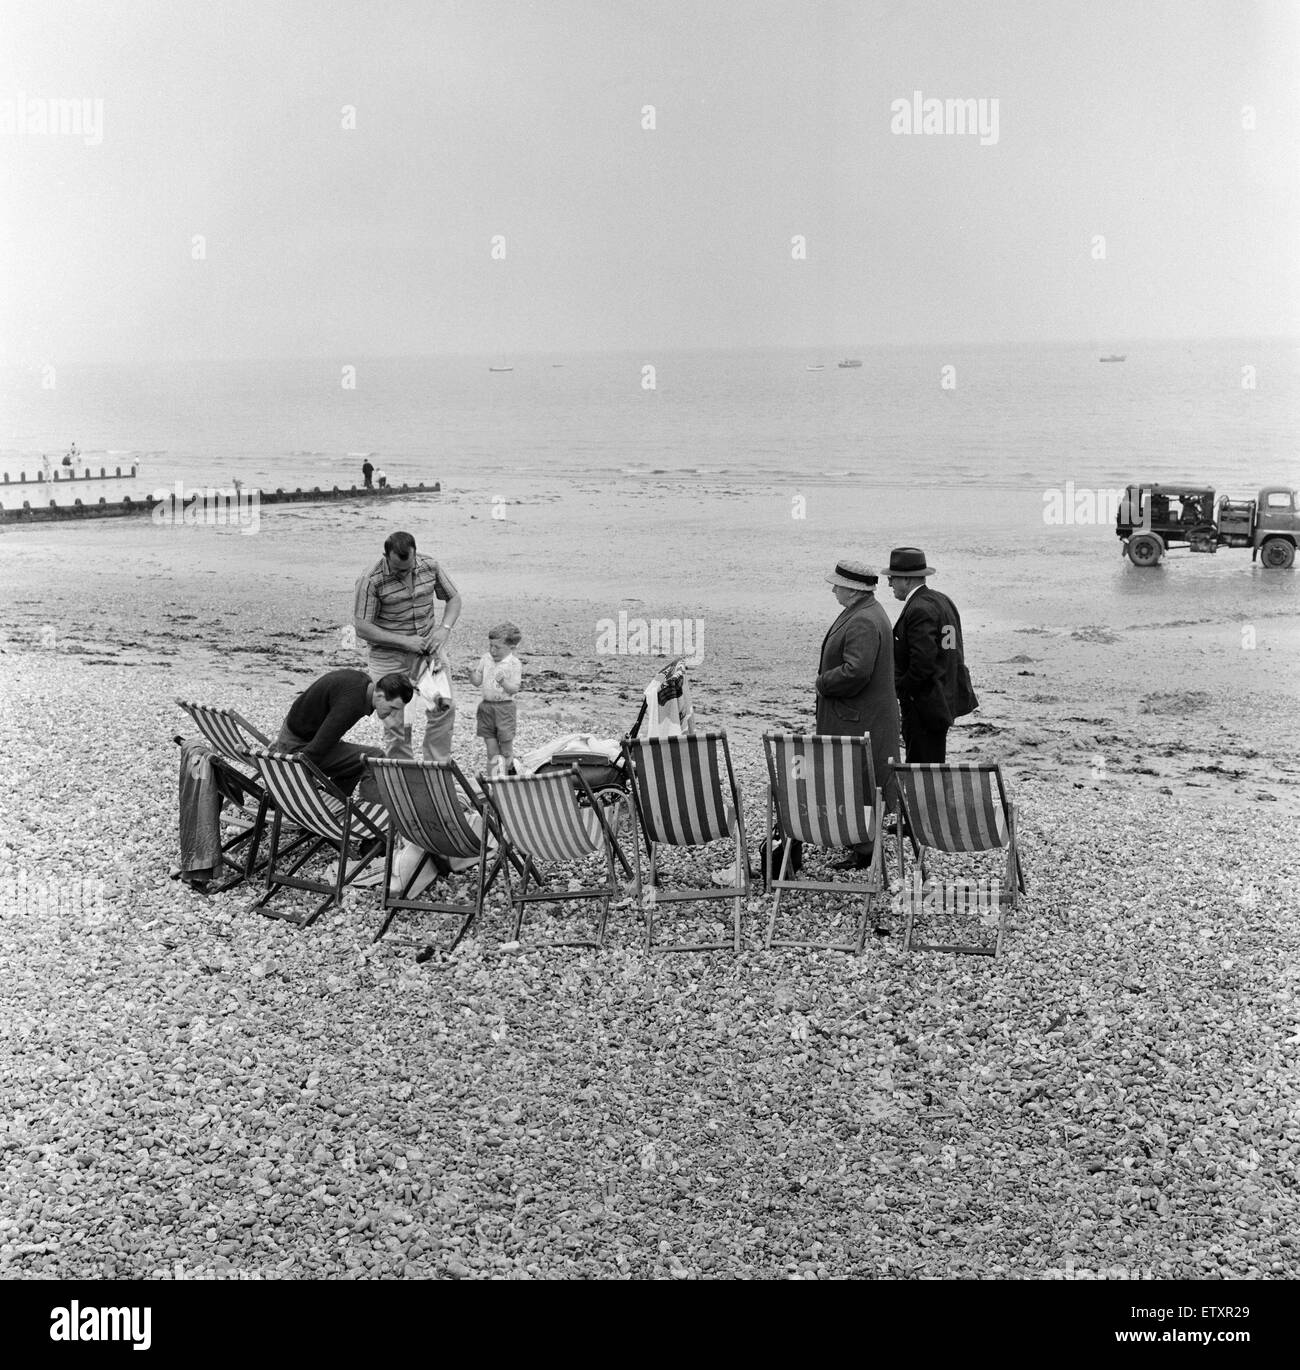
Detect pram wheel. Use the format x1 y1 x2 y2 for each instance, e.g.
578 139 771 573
592 783 628 835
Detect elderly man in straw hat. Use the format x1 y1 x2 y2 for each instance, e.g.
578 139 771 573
887 546 977 764
814 558 901 868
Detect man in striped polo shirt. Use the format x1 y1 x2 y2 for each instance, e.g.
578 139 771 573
352 530 463 763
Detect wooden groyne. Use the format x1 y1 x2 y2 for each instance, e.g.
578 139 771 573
3 466 139 484
0 482 440 525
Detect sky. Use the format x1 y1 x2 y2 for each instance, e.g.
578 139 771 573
1 0 1297 362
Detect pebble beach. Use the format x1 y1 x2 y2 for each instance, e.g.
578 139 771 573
1 479 1298 1280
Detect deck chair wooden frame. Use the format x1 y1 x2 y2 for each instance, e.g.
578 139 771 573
365 758 524 954
481 767 622 949
248 751 389 928
892 762 1026 957
622 731 751 954
174 698 291 890
762 732 886 954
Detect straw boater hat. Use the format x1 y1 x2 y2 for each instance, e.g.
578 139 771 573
886 547 937 577
824 558 879 591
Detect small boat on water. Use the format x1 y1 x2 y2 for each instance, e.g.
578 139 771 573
489 366 514 372
1100 354 1127 362
837 359 863 368
806 364 825 371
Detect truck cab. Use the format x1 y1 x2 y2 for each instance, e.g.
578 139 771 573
1252 487 1300 567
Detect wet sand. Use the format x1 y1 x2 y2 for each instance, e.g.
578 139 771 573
3 480 1297 814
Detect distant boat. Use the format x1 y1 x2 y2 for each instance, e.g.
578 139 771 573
806 364 825 371
552 363 565 368
1100 354 1127 363
837 359 863 368
489 366 514 372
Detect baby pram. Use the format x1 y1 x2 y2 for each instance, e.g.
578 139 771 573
519 659 694 874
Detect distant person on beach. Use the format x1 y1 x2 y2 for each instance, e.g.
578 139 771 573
353 530 462 763
41 455 51 480
362 459 374 489
376 468 388 488
815 559 900 866
275 668 413 800
888 547 977 764
469 622 523 778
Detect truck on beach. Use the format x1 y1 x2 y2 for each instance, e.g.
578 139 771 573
1115 483 1299 568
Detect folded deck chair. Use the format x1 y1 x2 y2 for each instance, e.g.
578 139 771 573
762 732 886 954
248 751 389 928
892 762 1026 957
622 731 750 953
174 698 281 890
365 758 521 953
481 768 622 949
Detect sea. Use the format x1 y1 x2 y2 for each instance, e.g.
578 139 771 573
3 342 1297 496
2 343 1298 636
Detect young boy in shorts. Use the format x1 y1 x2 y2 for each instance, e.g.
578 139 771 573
469 622 522 778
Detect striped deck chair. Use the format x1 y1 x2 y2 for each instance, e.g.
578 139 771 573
248 751 389 928
173 698 281 890
892 762 1026 957
365 758 520 953
622 731 750 953
762 732 886 954
481 768 622 949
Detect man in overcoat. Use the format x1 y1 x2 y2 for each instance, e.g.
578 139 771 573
887 546 976 764
815 558 901 867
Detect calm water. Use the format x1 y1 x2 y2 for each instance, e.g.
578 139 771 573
3 343 1298 497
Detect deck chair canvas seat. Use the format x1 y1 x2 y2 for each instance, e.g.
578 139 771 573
249 751 389 928
762 731 887 954
623 731 751 953
174 698 288 891
892 762 1026 958
365 758 524 954
481 768 622 949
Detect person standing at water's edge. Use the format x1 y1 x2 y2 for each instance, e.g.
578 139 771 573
888 547 977 764
815 559 900 866
353 531 462 763
362 458 374 489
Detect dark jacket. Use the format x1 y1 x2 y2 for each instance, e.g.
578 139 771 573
283 669 374 764
815 593 901 806
892 585 974 730
177 739 222 879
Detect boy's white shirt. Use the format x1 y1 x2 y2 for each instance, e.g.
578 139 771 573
474 651 521 702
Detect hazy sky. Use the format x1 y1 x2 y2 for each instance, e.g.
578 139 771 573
2 0 1297 362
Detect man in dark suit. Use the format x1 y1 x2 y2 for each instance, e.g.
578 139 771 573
887 547 976 764
815 559 901 867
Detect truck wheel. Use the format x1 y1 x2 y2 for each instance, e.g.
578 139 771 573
1127 533 1163 567
1260 538 1296 569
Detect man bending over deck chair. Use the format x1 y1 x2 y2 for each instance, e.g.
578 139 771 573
275 669 413 803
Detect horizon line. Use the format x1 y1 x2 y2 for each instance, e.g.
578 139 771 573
4 335 1299 368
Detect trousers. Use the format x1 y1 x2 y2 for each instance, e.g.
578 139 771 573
368 650 456 763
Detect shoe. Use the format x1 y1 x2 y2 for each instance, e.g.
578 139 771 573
829 851 872 870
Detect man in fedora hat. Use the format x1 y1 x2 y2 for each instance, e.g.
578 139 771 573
815 558 901 868
887 547 977 763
